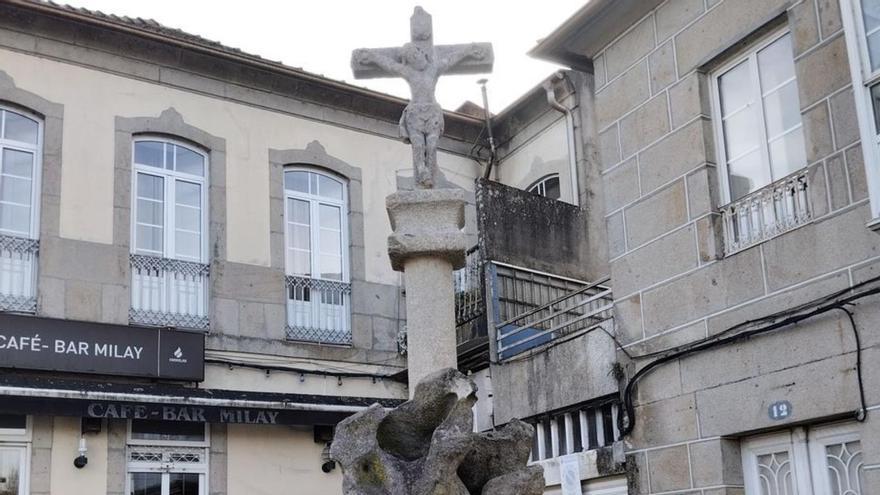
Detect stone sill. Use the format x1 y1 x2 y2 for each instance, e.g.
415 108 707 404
530 442 626 486
867 217 880 233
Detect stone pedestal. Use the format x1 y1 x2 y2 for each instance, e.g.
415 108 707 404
386 188 468 393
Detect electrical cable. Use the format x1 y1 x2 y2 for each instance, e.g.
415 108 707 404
204 358 404 383
617 277 880 436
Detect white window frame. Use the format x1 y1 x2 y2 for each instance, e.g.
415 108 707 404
841 0 880 229
282 167 350 282
742 422 865 495
709 28 805 206
527 174 561 199
0 415 31 495
130 136 209 263
125 421 209 495
0 105 42 241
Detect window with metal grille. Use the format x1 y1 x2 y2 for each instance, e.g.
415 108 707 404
130 138 209 330
0 107 41 314
283 168 351 344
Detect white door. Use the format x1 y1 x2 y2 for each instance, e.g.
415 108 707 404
0 446 26 495
742 423 865 495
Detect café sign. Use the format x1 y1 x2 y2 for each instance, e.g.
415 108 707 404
0 313 204 381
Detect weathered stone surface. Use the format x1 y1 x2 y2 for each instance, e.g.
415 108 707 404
386 188 468 271
352 7 492 189
331 368 543 494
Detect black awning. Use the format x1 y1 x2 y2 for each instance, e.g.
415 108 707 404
0 373 405 426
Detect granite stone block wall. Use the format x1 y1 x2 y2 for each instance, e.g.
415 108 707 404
589 0 880 492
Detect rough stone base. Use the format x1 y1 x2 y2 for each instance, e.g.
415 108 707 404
330 368 544 494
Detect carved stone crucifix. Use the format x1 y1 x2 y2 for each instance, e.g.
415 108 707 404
352 6 493 189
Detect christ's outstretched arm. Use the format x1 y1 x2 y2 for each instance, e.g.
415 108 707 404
352 49 411 79
438 43 487 73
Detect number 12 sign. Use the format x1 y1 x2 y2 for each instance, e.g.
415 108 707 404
768 400 792 420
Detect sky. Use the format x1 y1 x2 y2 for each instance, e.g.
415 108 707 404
65 0 586 112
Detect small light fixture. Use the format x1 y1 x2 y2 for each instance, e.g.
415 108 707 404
73 437 88 469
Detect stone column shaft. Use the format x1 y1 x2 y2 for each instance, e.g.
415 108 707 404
403 256 457 393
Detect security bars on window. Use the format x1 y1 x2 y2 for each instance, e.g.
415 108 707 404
285 274 352 344
528 400 620 462
719 169 810 255
129 254 210 330
0 234 38 313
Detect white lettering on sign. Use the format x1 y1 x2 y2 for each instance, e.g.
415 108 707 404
0 333 44 351
219 409 279 424
87 403 149 419
94 343 143 360
769 401 793 420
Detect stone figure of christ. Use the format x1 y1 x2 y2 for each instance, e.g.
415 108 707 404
351 7 493 189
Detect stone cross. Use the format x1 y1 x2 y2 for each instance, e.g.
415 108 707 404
351 6 493 188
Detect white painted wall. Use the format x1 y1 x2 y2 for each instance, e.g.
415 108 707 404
227 424 341 495
0 48 480 286
48 417 108 495
497 119 574 204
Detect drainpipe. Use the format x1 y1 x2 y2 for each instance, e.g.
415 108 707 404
543 72 580 206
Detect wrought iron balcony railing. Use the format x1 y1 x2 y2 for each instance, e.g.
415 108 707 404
454 246 485 339
0 234 38 313
494 272 613 361
285 275 352 345
720 169 811 255
129 254 210 330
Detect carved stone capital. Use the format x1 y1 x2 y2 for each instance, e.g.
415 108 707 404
386 188 468 271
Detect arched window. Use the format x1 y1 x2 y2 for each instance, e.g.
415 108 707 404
528 174 561 200
283 167 351 344
130 137 209 329
0 106 42 313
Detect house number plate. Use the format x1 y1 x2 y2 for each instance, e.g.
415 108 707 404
768 400 792 420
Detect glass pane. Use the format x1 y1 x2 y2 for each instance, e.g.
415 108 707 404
2 149 33 178
868 31 880 71
291 225 310 250
130 420 205 442
769 128 807 179
129 472 162 495
290 250 311 276
137 199 163 226
728 149 768 200
757 34 795 91
320 229 341 255
175 145 205 176
137 174 164 201
175 181 200 208
722 106 760 160
176 206 201 233
284 171 309 193
169 473 201 495
0 449 22 495
763 81 802 139
544 177 561 199
175 230 200 259
0 204 30 235
824 440 864 495
3 111 38 146
134 141 164 169
719 61 753 117
318 174 343 199
320 254 342 280
289 199 310 224
864 0 880 70
871 82 880 134
319 204 341 230
0 176 31 206
136 225 163 253
0 415 25 430
755 450 793 495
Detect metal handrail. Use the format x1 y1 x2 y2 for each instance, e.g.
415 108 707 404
495 276 611 329
498 288 612 338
